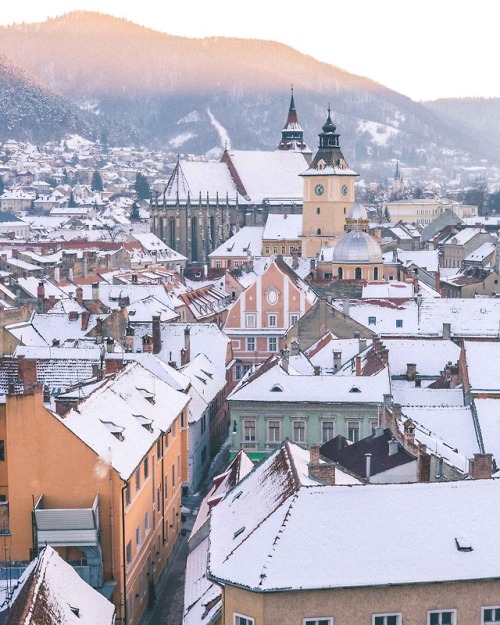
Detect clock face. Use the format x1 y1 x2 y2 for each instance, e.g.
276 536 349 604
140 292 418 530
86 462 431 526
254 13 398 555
314 183 324 196
341 184 348 196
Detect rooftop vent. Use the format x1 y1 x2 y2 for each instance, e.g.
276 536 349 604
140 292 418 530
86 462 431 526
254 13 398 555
233 527 245 539
455 536 473 552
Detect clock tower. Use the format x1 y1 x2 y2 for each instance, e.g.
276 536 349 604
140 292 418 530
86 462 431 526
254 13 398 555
300 106 358 257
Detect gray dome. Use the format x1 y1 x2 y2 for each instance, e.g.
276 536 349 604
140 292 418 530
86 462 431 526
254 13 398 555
332 230 382 263
348 202 368 221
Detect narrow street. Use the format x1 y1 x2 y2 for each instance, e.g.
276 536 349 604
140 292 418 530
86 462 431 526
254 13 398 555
139 441 230 625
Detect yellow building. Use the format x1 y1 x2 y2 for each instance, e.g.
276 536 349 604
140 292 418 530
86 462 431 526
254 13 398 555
300 107 358 257
0 361 189 625
207 443 500 625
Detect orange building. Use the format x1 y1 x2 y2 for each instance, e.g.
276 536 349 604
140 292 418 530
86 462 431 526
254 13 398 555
0 361 189 625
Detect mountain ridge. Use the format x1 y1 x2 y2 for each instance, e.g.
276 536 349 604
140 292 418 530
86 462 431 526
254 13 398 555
0 11 497 177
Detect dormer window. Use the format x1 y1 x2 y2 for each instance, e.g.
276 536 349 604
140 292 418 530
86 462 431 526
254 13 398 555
349 386 361 393
133 415 153 432
270 384 283 392
101 420 124 440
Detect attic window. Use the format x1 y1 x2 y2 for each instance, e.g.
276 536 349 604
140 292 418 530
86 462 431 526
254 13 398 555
101 420 125 440
69 606 80 617
133 415 153 432
201 369 213 379
455 536 473 552
233 527 245 539
137 388 155 404
195 375 207 385
349 386 361 393
270 384 283 392
232 490 243 502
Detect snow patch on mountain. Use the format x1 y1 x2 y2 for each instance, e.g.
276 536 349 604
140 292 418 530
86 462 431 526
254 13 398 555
206 107 231 150
169 132 196 148
177 111 201 124
357 119 400 146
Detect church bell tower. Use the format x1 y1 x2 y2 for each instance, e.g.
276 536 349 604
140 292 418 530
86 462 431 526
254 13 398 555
300 106 358 257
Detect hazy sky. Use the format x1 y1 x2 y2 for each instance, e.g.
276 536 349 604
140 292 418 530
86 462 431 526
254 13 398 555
1 0 498 102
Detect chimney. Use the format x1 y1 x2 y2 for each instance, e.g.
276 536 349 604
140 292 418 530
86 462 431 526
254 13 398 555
308 445 335 485
152 315 162 354
359 337 367 352
68 267 73 281
17 356 37 387
106 337 115 353
469 453 493 479
442 322 451 340
365 453 372 481
95 317 103 343
76 286 83 307
183 326 191 362
68 310 78 321
142 333 153 353
81 311 90 331
37 281 45 312
92 281 99 301
449 365 459 388
125 325 135 353
342 298 349 316
403 418 415 440
355 356 362 376
372 334 382 352
393 403 402 420
406 363 417 381
82 255 88 278
333 350 342 371
379 348 389 365
281 349 289 374
415 377 422 387
374 426 384 438
313 365 321 376
290 340 300 357
54 267 60 283
353 331 360 340
388 437 399 456
203 264 208 277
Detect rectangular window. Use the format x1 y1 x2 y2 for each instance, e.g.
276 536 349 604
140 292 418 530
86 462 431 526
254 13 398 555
215 260 222 268
242 418 257 447
247 337 255 352
234 260 239 268
273 246 278 254
235 614 255 625
156 438 163 460
289 314 298 326
292 419 306 444
368 316 376 326
126 540 132 565
0 441 4 461
164 475 168 501
281 246 286 255
347 420 360 443
125 483 131 506
246 314 256 328
145 511 150 533
483 607 500 624
428 610 456 625
268 314 277 327
322 420 335 443
135 468 141 492
304 619 333 625
268 337 277 352
373 615 401 625
370 418 379 436
396 319 403 328
172 464 175 488
136 525 142 547
265 246 270 255
144 457 149 480
267 419 281 444
235 365 242 380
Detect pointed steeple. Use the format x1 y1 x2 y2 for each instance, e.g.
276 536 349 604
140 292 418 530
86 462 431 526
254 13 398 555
394 159 401 180
277 86 311 156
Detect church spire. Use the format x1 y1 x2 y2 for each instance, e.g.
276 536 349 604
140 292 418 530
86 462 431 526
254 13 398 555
277 86 311 157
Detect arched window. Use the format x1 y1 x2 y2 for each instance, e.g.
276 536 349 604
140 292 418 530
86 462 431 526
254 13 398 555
374 267 379 280
316 207 321 215
168 217 176 249
355 267 362 280
191 217 198 262
317 228 321 235
338 267 343 280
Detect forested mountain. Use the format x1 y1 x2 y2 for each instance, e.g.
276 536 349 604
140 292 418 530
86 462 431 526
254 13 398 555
0 12 497 178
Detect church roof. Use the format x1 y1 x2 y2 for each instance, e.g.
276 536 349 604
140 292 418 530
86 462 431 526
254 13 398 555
331 230 382 263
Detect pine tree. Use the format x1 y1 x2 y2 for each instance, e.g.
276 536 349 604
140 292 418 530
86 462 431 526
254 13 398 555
68 192 77 208
130 201 141 220
91 170 104 192
384 206 391 222
0 176 4 196
134 172 150 201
